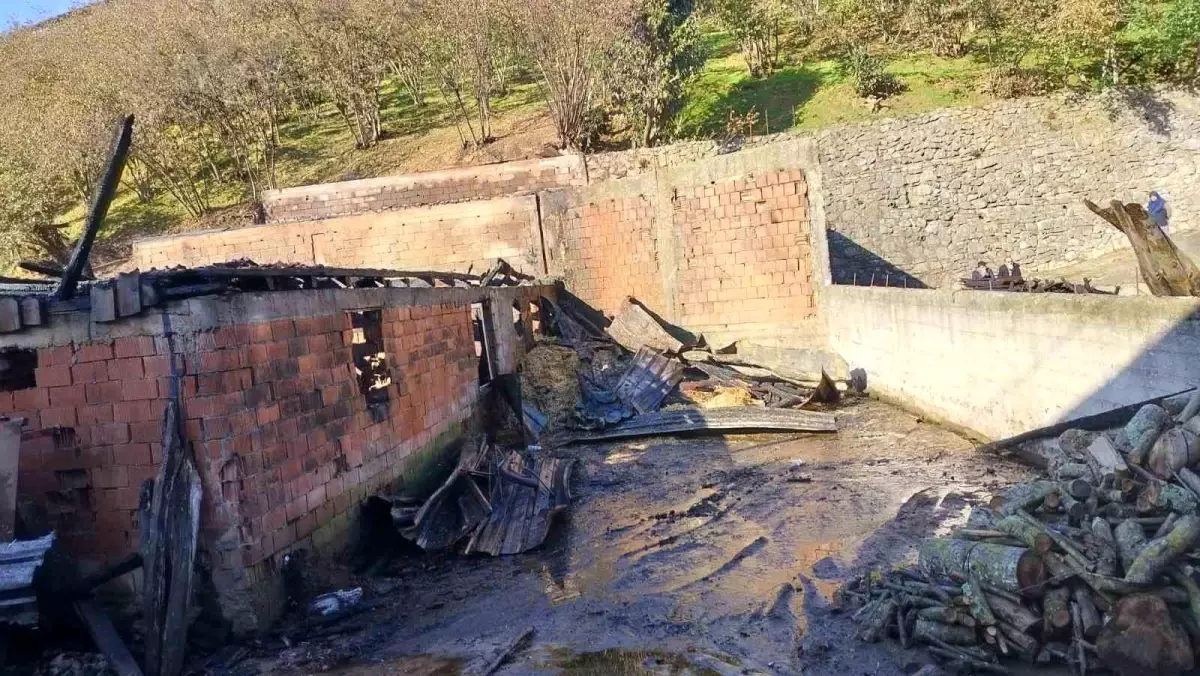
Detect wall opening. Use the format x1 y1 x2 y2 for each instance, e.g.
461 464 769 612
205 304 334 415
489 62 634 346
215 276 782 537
0 348 37 391
349 310 391 420
471 302 493 386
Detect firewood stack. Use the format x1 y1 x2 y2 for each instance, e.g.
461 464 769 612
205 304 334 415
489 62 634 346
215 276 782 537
840 390 1200 676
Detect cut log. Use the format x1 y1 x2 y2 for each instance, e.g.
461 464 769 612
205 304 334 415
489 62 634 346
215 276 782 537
1043 586 1072 635
963 572 997 626
1178 468 1200 500
1096 593 1195 676
1149 428 1200 479
993 481 1058 517
1061 479 1092 501
918 539 1045 597
1072 585 1102 640
1178 390 1200 424
1125 515 1200 585
1115 520 1149 574
142 400 203 676
986 593 1040 633
995 515 1052 553
1085 435 1129 483
1156 513 1182 539
856 598 898 642
913 618 977 646
1138 481 1200 515
1083 199 1200 297
75 600 143 676
997 619 1039 658
1091 517 1119 577
1127 404 1171 464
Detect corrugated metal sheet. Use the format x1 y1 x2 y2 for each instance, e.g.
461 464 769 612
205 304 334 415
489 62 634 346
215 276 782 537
614 347 684 414
0 532 54 626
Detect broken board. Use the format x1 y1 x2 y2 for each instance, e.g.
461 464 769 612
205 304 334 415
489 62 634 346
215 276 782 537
465 451 574 556
606 299 687 354
559 406 837 444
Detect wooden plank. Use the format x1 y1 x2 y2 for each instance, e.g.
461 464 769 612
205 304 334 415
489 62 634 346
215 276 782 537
0 418 21 541
91 283 117 323
142 400 202 676
115 272 142 317
0 297 21 333
560 406 837 444
76 599 144 676
485 299 520 375
19 297 42 327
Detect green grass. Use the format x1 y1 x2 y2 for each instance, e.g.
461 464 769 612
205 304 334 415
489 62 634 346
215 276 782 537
677 34 993 137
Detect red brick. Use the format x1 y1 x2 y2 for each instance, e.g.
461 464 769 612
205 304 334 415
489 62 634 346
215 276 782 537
77 342 114 363
0 392 12 414
114 335 156 359
70 361 109 384
129 421 159 443
257 404 281 425
38 345 72 367
41 407 77 427
270 320 295 341
109 357 145 380
263 507 287 532
305 484 327 512
94 423 131 446
270 524 296 553
85 381 124 405
121 379 159 401
284 496 307 523
35 365 72 388
295 512 317 538
49 385 86 408
113 400 154 423
92 466 129 489
142 355 171 378
114 443 151 465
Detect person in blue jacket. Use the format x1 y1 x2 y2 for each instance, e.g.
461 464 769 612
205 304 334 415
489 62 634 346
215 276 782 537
1148 191 1170 234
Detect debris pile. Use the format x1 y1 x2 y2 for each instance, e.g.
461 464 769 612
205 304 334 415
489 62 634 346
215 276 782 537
959 277 1119 295
535 296 845 443
841 389 1200 676
381 438 574 557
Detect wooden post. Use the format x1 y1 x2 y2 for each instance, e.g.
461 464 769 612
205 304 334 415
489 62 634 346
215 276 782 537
142 401 202 676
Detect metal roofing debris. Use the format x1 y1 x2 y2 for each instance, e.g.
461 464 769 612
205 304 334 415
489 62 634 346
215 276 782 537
0 532 55 627
558 406 838 444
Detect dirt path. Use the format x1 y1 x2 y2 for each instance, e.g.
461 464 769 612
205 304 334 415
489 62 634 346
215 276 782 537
239 399 1033 676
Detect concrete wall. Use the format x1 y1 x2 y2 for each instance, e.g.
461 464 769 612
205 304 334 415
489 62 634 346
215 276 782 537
826 286 1200 440
262 155 583 223
819 91 1200 287
3 283 552 633
131 196 545 277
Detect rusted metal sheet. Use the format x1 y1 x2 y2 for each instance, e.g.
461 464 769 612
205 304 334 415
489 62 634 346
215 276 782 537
561 406 837 444
465 451 574 557
614 347 684 414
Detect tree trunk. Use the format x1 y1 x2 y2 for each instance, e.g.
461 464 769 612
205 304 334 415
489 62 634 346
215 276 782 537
1084 199 1200 296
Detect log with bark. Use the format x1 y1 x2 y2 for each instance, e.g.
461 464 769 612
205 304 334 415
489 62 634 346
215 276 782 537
1084 199 1200 297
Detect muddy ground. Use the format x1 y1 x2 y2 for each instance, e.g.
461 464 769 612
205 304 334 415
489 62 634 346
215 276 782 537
233 399 1035 676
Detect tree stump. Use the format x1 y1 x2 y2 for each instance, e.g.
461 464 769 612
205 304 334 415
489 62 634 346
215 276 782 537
1084 199 1200 297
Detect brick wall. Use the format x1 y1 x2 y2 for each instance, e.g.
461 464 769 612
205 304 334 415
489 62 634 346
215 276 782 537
262 155 583 223
554 196 665 316
673 171 817 334
130 196 544 276
5 292 494 632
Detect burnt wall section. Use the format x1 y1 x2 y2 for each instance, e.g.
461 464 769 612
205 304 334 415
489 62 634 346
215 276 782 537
540 139 829 348
2 284 552 633
262 155 584 223
131 196 545 277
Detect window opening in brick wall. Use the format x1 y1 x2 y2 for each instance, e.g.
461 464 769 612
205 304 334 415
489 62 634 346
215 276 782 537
349 310 391 417
0 348 36 391
472 302 494 386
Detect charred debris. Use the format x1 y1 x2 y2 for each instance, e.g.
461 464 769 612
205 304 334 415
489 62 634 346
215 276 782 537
844 388 1200 676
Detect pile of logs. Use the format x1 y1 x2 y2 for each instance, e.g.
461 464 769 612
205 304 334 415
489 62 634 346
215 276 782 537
841 389 1200 676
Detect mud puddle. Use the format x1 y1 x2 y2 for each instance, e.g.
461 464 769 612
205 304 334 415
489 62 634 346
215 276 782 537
235 399 1034 675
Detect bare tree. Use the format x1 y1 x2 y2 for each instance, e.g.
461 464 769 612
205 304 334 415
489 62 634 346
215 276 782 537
508 0 631 148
